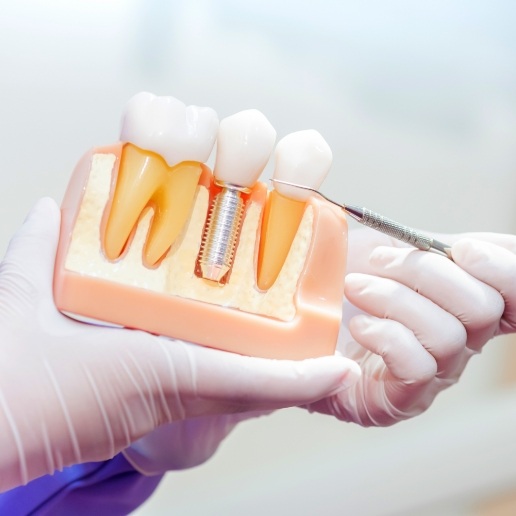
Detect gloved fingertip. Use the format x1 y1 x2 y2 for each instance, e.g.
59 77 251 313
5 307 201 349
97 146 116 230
344 273 369 294
349 314 377 335
24 197 60 228
330 358 361 394
2 197 62 283
451 238 489 270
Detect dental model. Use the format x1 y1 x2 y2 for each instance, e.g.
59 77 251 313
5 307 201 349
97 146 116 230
53 92 348 359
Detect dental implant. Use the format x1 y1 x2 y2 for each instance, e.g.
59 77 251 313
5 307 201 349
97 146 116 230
199 109 276 282
199 182 248 282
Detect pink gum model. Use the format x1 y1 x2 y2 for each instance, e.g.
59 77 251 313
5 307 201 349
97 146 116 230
53 143 348 360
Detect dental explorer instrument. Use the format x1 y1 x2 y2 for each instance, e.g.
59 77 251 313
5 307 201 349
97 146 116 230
271 179 453 259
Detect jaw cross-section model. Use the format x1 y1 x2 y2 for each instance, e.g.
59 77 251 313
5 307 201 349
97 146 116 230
53 92 348 359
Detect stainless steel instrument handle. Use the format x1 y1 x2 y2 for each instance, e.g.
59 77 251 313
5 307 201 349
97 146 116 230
362 208 432 250
346 205 453 259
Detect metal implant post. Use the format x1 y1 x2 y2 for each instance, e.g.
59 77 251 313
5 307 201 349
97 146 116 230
199 183 248 282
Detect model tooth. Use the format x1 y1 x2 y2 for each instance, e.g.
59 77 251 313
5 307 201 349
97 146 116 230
104 93 219 266
257 130 332 290
273 130 332 200
199 109 276 282
120 91 218 167
213 109 276 187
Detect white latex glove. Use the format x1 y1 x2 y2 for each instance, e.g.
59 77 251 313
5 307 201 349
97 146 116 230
0 198 361 491
306 227 516 426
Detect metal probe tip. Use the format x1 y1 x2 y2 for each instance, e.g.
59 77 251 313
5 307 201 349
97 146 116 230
270 179 344 209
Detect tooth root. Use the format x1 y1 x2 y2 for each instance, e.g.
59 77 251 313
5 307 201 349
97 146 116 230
257 130 332 290
103 144 202 266
104 144 166 260
143 162 202 266
257 190 306 291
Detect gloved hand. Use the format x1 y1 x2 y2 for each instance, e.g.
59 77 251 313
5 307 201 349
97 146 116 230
122 412 267 475
305 226 516 426
0 198 361 491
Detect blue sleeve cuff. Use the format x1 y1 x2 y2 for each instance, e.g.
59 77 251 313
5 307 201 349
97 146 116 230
0 454 164 516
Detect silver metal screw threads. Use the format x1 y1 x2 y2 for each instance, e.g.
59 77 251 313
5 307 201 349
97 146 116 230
199 183 248 282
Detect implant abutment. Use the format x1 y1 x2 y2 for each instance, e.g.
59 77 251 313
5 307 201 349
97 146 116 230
198 182 250 283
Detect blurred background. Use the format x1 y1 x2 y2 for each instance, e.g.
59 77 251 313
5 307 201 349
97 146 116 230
1 1 516 514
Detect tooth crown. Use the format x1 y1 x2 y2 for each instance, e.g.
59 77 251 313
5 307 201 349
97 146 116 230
120 92 219 167
273 130 333 201
214 109 276 187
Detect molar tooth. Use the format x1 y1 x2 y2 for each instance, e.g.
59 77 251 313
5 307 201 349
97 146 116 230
258 130 332 290
104 93 219 266
120 92 218 167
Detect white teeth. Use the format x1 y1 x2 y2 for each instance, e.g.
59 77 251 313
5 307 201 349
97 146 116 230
273 130 332 201
120 92 219 166
214 109 276 187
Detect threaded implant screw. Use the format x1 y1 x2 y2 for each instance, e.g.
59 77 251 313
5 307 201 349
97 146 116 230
199 186 246 282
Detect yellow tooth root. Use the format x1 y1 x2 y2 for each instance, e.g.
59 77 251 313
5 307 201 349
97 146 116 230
257 190 306 291
103 143 202 266
144 162 202 266
104 144 163 260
